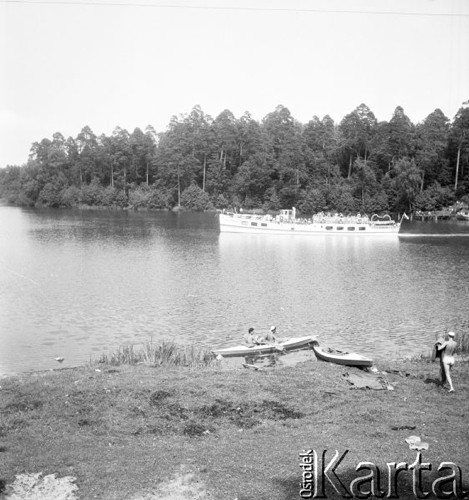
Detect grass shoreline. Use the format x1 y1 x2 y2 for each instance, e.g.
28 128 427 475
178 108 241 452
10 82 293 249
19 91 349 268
4 332 466 380
1 347 468 499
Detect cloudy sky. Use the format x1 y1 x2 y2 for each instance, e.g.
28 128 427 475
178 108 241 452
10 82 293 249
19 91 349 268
1 0 468 167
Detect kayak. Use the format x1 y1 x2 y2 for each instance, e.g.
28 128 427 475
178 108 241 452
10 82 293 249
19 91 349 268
312 344 373 368
212 336 317 358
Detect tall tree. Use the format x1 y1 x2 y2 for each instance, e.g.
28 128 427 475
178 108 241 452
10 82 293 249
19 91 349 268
144 125 158 185
109 127 131 193
155 114 199 206
303 115 337 157
231 153 272 207
170 106 215 193
352 158 379 209
386 106 415 163
303 115 337 186
392 158 422 212
213 109 239 175
451 101 469 190
415 109 449 190
76 126 99 185
130 127 157 186
262 105 305 205
338 103 377 178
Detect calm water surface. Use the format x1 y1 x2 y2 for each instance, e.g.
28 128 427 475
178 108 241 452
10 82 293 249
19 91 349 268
0 207 468 376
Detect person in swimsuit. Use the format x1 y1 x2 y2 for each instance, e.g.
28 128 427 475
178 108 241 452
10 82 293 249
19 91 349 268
437 331 457 392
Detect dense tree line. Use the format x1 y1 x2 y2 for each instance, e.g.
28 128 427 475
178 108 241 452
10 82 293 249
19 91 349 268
1 102 469 215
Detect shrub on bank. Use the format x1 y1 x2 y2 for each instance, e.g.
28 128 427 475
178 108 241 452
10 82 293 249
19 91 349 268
181 184 213 211
128 185 152 208
100 185 122 207
61 185 81 207
79 179 105 206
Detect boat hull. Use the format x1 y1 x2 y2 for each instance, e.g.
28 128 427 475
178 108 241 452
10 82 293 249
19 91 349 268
213 336 316 358
219 214 400 235
312 345 373 368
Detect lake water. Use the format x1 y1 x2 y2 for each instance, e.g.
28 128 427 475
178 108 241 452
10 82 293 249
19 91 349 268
0 207 468 376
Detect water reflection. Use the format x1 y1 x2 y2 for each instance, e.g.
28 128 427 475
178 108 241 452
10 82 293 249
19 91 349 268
400 218 469 235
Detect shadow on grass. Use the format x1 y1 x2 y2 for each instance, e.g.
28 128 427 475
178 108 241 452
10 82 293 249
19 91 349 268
423 377 442 386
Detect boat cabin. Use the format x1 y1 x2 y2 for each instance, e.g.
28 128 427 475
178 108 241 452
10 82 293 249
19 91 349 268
277 208 296 221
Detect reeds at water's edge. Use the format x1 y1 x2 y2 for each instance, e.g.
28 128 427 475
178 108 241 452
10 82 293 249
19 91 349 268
408 331 469 362
456 331 469 354
95 340 217 368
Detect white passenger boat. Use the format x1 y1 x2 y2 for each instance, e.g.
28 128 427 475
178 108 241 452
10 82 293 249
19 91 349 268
219 208 403 235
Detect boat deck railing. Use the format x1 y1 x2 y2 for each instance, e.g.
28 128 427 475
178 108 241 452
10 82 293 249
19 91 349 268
310 214 370 224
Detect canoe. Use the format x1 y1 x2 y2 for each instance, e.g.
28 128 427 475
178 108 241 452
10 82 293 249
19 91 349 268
312 344 373 368
212 336 317 358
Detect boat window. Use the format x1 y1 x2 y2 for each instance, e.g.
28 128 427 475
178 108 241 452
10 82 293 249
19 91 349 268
325 226 333 230
251 222 258 227
347 227 355 231
336 226 344 230
261 223 267 227
358 227 366 231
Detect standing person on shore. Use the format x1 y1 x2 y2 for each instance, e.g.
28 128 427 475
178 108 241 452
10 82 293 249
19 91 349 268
436 331 457 392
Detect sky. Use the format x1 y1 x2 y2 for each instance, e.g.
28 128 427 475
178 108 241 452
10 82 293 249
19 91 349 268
1 0 468 167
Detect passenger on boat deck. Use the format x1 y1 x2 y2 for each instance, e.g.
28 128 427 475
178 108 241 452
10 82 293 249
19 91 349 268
244 327 265 346
437 331 457 392
265 326 278 343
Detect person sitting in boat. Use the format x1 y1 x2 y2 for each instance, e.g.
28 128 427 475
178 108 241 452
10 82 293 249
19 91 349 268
244 327 266 346
265 326 278 343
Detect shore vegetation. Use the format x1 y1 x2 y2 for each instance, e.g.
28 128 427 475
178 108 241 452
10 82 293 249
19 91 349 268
1 102 469 216
95 340 216 368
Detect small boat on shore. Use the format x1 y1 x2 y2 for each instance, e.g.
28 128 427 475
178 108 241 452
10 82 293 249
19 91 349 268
219 208 403 235
212 336 317 358
312 344 373 368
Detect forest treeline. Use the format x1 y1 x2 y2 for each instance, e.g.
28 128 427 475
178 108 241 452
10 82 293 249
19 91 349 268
1 102 469 215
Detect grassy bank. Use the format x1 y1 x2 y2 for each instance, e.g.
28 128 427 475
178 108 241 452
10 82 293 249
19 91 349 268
0 353 468 499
